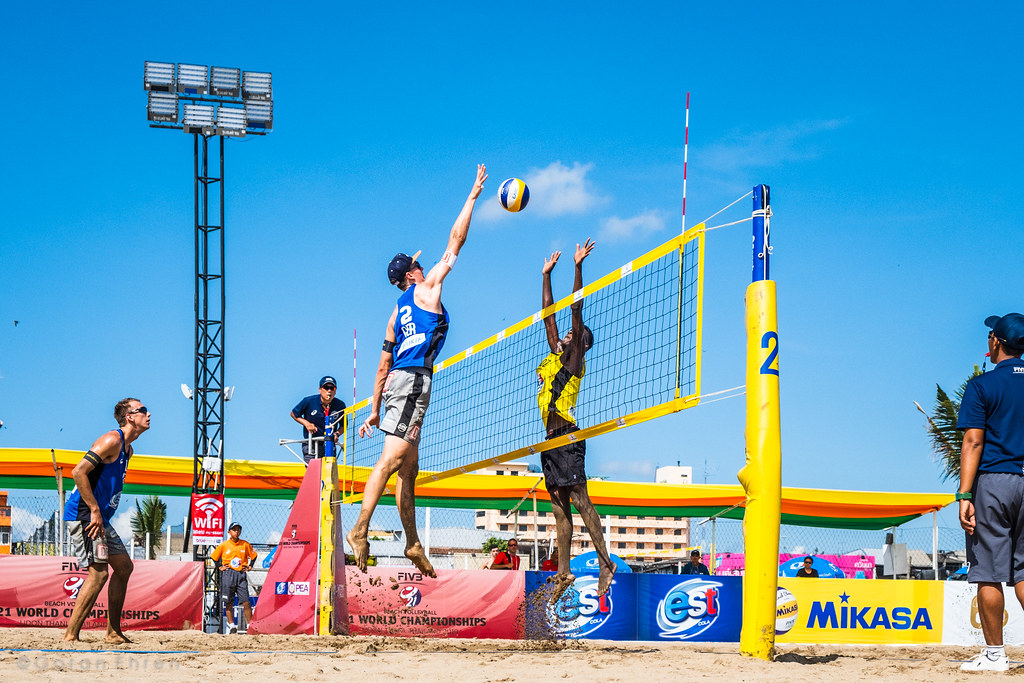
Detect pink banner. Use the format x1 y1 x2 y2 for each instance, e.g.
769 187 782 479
0 556 202 630
713 552 875 578
347 566 525 639
248 460 323 635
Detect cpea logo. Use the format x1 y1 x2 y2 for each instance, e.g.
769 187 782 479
547 576 613 637
399 585 422 607
776 587 799 635
656 579 722 639
63 576 85 599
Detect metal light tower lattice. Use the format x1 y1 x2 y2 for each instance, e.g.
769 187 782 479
143 61 273 633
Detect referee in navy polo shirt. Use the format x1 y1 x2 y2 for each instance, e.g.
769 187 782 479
957 312 1024 673
291 376 346 464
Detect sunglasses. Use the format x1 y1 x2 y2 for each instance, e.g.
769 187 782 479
128 406 149 415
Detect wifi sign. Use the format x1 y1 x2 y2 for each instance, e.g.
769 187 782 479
190 493 225 545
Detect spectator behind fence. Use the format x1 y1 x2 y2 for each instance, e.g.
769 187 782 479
291 376 346 465
680 549 710 575
211 523 258 634
796 556 819 578
490 539 520 570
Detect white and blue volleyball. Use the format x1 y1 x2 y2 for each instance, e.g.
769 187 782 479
498 178 530 212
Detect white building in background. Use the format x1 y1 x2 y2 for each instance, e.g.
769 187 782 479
473 461 694 562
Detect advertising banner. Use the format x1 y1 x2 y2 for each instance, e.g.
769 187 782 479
942 581 1024 646
777 578 943 644
637 575 742 642
190 493 225 546
348 566 524 639
0 556 201 630
525 571 637 641
249 461 322 635
714 552 874 579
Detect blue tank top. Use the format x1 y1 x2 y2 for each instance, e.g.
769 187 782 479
63 429 131 524
392 285 449 372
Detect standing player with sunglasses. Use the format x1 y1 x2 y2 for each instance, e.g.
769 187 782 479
347 164 487 577
62 397 151 643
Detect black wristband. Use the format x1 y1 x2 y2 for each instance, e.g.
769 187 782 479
382 340 395 352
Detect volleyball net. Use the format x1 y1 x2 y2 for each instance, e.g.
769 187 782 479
338 222 707 500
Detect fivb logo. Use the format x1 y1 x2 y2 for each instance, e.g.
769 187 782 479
656 579 722 639
547 576 613 637
399 585 422 607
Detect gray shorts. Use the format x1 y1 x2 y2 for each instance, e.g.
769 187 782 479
379 368 432 443
221 569 251 605
66 520 128 569
966 472 1024 584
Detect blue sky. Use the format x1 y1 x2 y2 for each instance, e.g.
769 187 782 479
2 3 1020 536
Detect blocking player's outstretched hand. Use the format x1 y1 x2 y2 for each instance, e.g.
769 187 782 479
542 251 561 274
469 164 488 200
574 238 595 265
358 412 379 438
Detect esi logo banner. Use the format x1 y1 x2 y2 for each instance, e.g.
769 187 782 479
778 578 943 645
525 571 637 641
637 575 741 642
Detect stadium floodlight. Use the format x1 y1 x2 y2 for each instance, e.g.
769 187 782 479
244 100 273 132
241 71 272 101
144 61 176 92
177 63 209 95
216 106 246 137
147 92 179 122
210 66 240 97
182 103 216 135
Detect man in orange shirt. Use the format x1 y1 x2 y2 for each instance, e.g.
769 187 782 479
210 523 258 634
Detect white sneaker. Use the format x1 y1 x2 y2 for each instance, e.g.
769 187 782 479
960 652 1009 672
227 623 238 635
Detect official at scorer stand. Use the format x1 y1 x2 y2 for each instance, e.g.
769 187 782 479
291 375 346 464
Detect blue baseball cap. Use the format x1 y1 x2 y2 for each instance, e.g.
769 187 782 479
985 313 1024 352
387 250 422 285
319 376 337 388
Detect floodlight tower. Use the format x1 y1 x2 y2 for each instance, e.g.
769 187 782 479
144 61 273 633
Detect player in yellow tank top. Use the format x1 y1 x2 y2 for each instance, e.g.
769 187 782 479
538 239 615 603
536 350 584 430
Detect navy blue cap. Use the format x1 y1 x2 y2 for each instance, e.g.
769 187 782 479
986 313 1024 351
387 250 422 285
319 376 337 388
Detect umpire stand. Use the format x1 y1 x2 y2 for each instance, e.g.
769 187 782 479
143 62 274 634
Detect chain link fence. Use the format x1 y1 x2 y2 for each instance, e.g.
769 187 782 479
7 491 966 577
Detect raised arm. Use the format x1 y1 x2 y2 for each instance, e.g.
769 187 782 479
422 164 488 289
565 239 595 371
541 251 562 353
359 309 398 438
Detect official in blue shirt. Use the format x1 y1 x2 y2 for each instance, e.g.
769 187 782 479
680 549 710 575
291 376 346 464
956 312 1024 672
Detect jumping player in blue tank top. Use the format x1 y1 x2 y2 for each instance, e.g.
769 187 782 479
62 397 151 643
348 164 487 577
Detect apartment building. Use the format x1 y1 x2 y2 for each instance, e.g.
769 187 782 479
474 462 693 561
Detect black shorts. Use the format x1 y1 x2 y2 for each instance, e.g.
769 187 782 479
221 569 251 605
541 424 587 489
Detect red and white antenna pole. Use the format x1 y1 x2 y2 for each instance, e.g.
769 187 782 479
353 328 358 407
682 91 690 234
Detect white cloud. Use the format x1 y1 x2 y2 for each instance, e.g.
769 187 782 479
701 119 844 174
599 209 668 243
111 508 134 543
264 530 281 544
478 161 604 220
11 507 46 542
